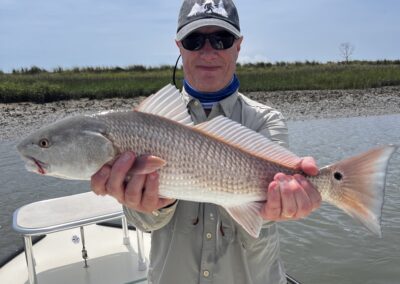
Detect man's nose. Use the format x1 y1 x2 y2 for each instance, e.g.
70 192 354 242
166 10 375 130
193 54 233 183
199 40 217 58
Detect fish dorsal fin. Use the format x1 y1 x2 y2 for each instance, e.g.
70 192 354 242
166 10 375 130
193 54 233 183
194 116 302 169
135 84 194 126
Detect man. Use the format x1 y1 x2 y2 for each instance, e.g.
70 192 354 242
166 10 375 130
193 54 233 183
91 0 321 283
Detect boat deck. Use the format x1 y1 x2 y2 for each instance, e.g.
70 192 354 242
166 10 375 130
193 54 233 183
0 192 301 284
0 223 150 284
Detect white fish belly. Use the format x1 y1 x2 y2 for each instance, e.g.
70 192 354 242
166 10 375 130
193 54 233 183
158 183 265 207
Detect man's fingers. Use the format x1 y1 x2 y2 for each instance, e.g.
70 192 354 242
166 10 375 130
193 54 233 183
91 165 111 196
278 175 298 218
295 174 321 210
264 171 322 221
124 173 147 209
125 172 173 213
300 156 319 176
140 172 160 212
292 176 313 219
262 181 281 220
90 151 168 214
106 152 136 203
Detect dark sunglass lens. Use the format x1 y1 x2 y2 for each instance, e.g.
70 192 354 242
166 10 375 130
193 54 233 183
182 33 205 51
209 32 235 50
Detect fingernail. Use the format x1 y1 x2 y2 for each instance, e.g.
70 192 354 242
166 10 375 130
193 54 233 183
99 166 109 177
270 182 279 192
278 175 286 182
121 152 133 162
149 172 158 181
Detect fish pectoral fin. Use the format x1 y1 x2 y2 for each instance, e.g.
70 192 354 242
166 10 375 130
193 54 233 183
128 155 167 175
224 202 264 238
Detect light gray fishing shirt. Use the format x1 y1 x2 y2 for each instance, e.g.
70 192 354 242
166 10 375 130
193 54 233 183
124 88 289 284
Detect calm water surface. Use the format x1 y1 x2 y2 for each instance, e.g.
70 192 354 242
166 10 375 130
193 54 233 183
0 114 399 284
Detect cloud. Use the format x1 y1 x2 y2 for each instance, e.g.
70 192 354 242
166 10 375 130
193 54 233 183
238 54 270 64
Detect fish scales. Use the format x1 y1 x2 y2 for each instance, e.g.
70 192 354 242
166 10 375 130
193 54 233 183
96 111 290 203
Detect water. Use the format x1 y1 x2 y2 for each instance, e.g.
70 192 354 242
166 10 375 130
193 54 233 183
280 114 400 284
0 114 399 283
0 142 88 263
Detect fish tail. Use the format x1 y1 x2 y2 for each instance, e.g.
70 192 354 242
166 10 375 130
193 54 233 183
324 145 397 237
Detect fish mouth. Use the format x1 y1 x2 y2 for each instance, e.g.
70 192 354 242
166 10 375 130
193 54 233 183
24 156 48 175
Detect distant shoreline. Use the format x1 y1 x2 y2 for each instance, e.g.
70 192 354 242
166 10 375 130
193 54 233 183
2 61 400 103
1 86 399 141
248 86 400 121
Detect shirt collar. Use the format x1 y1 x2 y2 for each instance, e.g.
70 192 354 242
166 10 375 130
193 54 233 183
182 87 239 118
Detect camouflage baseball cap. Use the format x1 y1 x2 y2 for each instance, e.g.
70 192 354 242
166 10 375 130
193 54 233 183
176 0 241 41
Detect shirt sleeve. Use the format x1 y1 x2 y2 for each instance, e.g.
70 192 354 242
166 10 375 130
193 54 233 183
123 201 178 232
236 94 289 148
258 110 289 148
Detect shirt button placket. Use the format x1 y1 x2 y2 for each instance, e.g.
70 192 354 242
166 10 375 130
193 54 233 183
200 204 217 283
189 99 208 123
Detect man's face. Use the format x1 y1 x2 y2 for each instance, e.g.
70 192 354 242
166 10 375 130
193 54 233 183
176 26 243 93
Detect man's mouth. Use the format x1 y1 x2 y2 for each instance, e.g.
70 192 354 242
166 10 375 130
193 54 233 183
197 65 221 71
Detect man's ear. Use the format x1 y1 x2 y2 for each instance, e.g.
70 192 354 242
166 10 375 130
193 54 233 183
236 37 243 52
175 40 185 55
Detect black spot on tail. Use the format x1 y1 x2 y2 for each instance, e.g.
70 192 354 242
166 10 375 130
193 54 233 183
334 171 343 181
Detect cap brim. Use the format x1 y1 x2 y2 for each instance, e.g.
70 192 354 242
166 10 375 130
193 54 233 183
176 18 241 41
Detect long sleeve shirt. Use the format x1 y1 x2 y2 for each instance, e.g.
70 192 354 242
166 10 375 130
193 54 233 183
124 88 289 284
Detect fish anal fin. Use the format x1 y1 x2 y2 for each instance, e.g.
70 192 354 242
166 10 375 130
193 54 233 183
224 202 264 238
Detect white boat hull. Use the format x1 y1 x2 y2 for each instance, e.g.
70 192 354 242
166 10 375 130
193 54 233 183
0 224 150 284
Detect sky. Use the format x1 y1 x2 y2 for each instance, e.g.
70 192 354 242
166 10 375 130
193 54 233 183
0 0 399 72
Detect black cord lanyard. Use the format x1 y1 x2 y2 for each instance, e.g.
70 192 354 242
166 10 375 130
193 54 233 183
172 54 182 87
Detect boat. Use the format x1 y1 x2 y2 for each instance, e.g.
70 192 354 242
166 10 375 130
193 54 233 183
0 192 301 284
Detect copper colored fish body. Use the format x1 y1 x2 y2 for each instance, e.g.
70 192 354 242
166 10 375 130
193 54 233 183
99 111 289 204
17 84 398 238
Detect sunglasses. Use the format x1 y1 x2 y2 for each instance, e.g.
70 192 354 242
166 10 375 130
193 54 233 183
181 31 236 51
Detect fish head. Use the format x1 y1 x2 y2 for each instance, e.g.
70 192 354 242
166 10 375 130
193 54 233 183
17 115 116 180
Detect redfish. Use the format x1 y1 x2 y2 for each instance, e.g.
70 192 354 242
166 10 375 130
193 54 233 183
17 84 397 238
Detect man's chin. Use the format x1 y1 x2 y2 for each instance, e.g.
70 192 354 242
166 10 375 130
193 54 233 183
195 75 229 92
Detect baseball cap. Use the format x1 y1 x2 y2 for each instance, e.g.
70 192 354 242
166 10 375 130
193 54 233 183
176 0 241 41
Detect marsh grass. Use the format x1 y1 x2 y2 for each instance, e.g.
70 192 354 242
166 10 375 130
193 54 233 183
1 61 399 103
237 63 400 91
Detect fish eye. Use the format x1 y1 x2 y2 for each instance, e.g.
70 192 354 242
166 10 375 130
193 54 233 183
39 138 50 148
333 171 343 181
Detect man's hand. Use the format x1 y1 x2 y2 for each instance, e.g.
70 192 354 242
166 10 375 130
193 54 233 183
261 157 321 221
91 152 176 213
